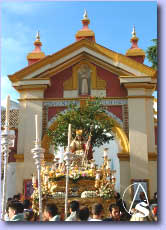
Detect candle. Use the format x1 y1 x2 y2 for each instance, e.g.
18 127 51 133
44 175 48 184
91 163 95 169
96 173 100 180
6 95 10 125
35 114 39 141
106 161 110 170
32 174 36 184
104 148 108 157
68 124 72 147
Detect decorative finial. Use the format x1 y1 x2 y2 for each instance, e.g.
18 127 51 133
83 9 88 19
132 25 136 38
36 31 40 41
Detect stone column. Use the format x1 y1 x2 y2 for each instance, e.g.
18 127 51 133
120 76 156 200
15 89 46 195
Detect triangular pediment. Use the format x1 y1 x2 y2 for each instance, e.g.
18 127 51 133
9 39 156 84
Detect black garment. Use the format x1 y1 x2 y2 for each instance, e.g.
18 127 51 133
103 218 113 221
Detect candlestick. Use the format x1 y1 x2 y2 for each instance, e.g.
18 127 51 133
106 161 110 170
68 124 72 147
6 95 10 125
35 114 39 141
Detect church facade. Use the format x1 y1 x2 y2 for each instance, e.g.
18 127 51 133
3 12 157 203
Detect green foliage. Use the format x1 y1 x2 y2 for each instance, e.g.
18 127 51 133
146 39 157 70
47 98 114 151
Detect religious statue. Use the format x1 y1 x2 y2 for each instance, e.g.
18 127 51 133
70 130 93 167
78 64 91 96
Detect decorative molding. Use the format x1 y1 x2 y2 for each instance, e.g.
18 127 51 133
43 100 80 108
101 99 128 106
14 84 48 92
148 152 157 161
127 96 154 99
96 75 106 89
104 110 123 128
63 76 73 90
117 153 130 161
14 154 24 162
19 97 129 102
124 83 156 89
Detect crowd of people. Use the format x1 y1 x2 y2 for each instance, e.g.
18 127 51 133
4 192 158 222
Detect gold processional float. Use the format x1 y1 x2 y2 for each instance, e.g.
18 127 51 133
31 127 116 217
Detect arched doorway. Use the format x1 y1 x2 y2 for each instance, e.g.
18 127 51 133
42 111 129 192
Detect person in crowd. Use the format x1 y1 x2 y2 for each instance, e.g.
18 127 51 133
78 206 90 221
43 203 60 221
4 200 12 221
150 204 158 221
8 201 24 221
150 192 157 205
13 193 24 202
24 210 35 221
23 199 32 212
65 200 80 221
114 192 130 220
103 204 121 221
89 203 103 221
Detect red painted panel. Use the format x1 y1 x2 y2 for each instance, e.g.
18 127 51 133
106 106 123 121
96 66 127 97
44 67 73 98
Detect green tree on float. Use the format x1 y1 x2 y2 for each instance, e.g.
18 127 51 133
146 39 157 70
47 98 115 151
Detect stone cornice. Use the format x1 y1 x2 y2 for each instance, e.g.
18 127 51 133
117 152 130 161
117 152 157 161
148 152 157 161
8 39 156 83
123 83 156 89
14 154 24 162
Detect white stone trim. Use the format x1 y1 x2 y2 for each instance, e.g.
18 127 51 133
120 77 152 84
43 100 80 108
23 47 146 80
13 79 50 86
64 90 78 98
91 90 106 97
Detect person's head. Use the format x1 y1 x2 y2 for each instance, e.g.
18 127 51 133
13 194 20 201
140 192 146 201
78 206 89 221
114 192 121 200
109 204 120 220
75 130 83 141
8 202 24 220
43 203 58 221
24 210 35 221
92 203 103 218
23 199 32 210
154 192 157 201
69 200 80 213
152 205 157 216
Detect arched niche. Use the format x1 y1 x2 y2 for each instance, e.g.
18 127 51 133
41 112 129 162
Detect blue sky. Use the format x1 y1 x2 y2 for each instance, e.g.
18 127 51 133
1 1 157 105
